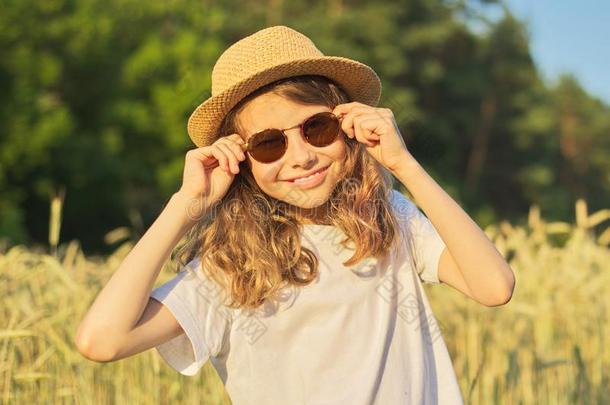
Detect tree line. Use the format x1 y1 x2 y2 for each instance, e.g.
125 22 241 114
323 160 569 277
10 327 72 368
1 0 608 253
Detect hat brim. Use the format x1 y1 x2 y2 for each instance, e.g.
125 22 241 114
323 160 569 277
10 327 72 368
186 56 382 148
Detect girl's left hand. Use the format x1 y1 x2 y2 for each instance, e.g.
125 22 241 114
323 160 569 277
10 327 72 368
333 102 414 173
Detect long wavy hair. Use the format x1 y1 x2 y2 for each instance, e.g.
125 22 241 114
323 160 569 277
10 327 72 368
173 75 406 312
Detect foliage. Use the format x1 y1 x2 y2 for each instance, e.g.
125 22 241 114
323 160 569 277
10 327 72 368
1 0 609 254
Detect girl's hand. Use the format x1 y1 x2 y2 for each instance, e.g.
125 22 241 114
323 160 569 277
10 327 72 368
177 134 246 218
333 102 415 173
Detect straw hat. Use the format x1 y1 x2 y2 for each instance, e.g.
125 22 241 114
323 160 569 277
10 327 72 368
186 25 382 148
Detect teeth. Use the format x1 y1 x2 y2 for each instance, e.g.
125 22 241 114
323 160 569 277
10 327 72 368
293 172 319 183
293 169 324 183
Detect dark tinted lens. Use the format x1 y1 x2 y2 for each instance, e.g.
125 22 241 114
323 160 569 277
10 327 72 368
249 129 286 163
303 112 341 146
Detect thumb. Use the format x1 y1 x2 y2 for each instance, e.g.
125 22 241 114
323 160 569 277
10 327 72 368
332 104 347 116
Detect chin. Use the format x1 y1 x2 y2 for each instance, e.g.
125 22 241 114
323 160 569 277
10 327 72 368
294 198 329 209
283 185 335 209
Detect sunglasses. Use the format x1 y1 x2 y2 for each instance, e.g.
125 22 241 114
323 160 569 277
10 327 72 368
240 111 345 163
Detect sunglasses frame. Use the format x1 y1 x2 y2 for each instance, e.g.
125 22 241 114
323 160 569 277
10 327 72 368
239 111 345 163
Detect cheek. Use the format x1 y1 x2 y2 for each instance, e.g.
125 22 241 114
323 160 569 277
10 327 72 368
331 141 350 179
250 161 282 184
331 139 348 162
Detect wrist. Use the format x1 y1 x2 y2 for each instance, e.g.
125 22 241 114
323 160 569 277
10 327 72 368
167 192 207 228
390 154 422 178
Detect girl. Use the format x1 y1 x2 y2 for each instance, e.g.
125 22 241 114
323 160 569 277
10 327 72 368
76 25 515 404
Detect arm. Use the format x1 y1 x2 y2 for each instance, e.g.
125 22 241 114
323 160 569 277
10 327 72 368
75 192 200 361
330 101 514 306
392 158 515 307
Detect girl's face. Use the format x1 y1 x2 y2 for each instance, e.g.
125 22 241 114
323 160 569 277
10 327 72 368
237 92 347 218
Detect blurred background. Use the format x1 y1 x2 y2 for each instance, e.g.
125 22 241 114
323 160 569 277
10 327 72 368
1 0 608 255
1 0 608 404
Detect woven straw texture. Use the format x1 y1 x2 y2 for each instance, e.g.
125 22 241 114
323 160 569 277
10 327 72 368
186 25 382 148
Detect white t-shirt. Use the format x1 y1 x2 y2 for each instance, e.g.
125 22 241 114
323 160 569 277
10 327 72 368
150 189 464 404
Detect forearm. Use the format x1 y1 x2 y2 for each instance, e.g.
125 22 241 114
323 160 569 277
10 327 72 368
76 192 200 353
391 156 515 301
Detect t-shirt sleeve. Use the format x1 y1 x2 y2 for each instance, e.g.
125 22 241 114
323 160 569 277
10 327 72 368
150 257 232 376
390 189 447 284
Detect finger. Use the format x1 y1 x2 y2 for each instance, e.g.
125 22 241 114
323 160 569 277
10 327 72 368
332 102 350 116
216 143 240 174
217 135 247 160
340 111 357 139
219 136 247 160
187 147 216 167
332 101 368 116
353 116 376 147
210 145 231 173
360 117 383 141
378 107 394 118
222 133 246 145
221 142 244 173
347 111 370 144
233 142 247 161
340 107 374 139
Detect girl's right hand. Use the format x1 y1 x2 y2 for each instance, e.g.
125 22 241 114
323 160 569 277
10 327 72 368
177 134 247 219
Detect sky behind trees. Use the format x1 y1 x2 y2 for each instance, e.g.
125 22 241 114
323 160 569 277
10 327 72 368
502 0 610 103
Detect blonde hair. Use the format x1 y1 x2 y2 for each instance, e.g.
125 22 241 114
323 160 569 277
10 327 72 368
174 75 403 312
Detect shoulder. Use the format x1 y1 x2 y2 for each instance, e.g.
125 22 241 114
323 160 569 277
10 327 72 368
162 256 232 309
389 188 412 206
388 189 418 221
192 257 231 299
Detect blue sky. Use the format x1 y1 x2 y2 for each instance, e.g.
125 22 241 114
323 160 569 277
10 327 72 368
482 0 610 104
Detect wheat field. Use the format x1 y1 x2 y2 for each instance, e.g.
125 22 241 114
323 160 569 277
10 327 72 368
1 199 609 404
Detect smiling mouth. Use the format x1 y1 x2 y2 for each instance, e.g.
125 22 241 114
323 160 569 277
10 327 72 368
285 166 330 183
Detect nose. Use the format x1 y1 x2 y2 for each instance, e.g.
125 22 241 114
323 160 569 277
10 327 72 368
283 128 316 168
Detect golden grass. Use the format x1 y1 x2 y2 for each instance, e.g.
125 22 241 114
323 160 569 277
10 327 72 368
426 199 610 404
1 199 608 404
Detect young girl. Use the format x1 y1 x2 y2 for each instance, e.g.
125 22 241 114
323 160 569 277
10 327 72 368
76 25 515 404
